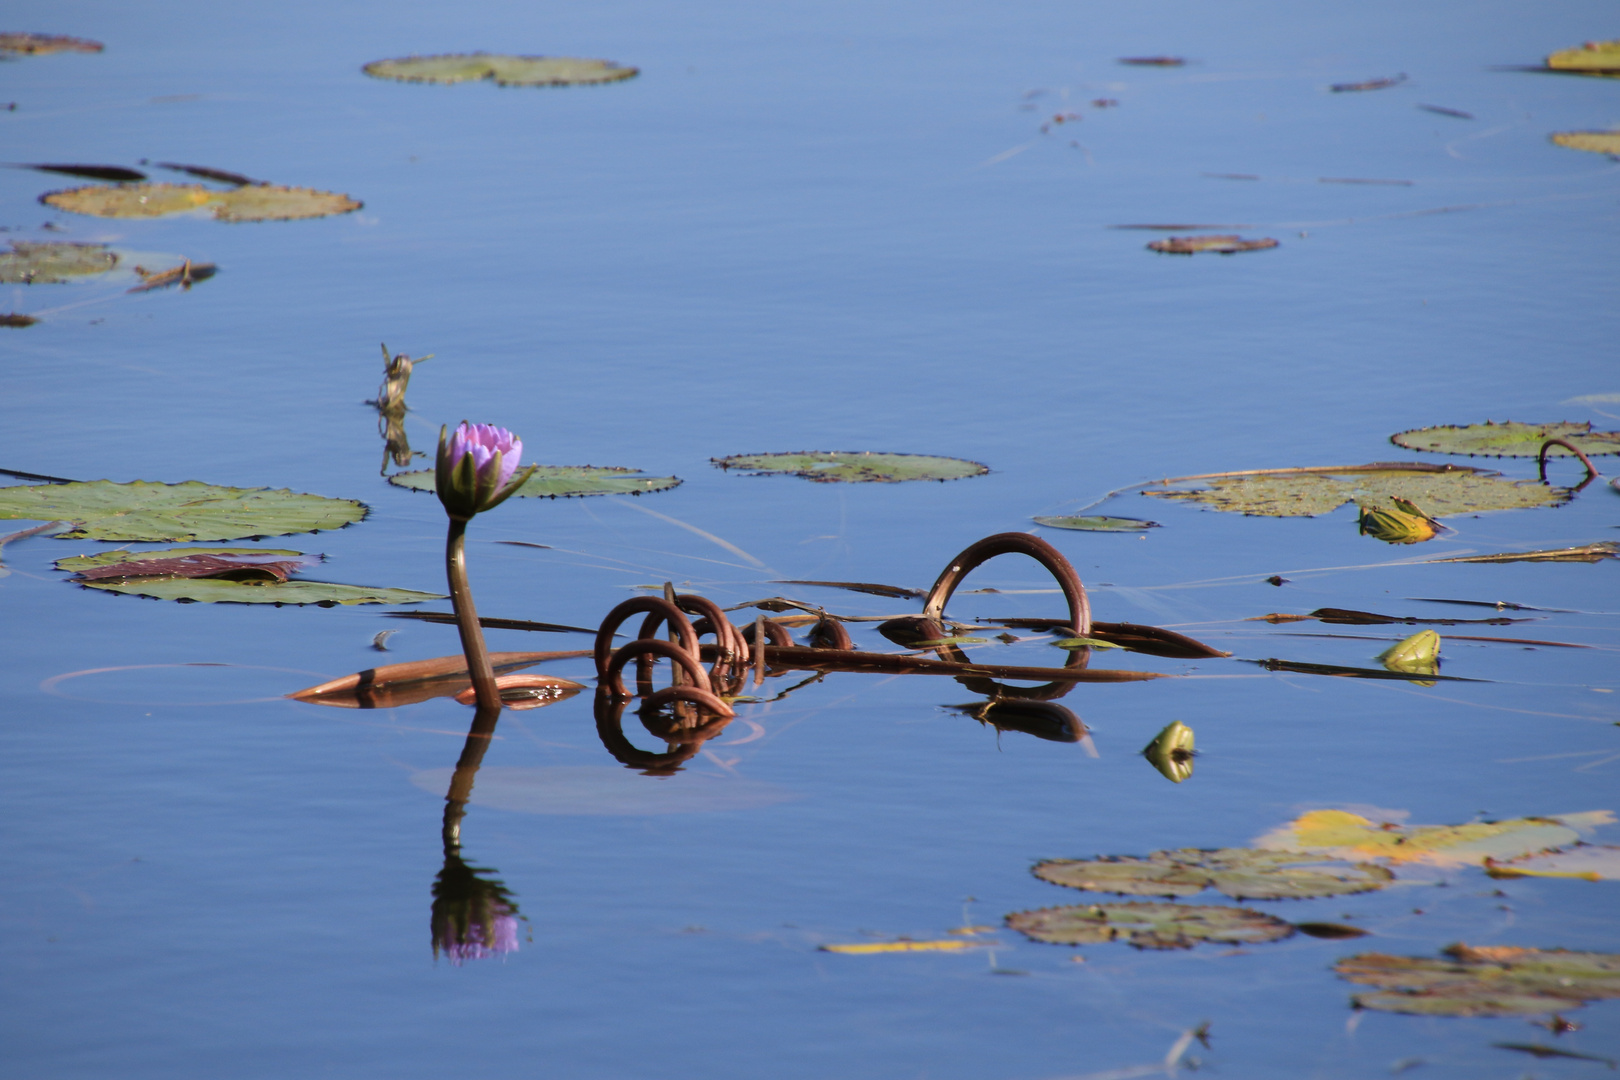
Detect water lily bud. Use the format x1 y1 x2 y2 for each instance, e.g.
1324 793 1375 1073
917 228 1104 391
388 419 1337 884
1358 499 1438 544
1378 630 1441 683
1142 720 1195 783
434 421 538 519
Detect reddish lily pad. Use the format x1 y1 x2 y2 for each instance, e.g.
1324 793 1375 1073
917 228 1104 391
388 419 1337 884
1006 901 1293 950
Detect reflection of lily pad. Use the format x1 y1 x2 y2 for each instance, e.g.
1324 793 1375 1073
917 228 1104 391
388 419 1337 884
1034 848 1393 901
1552 131 1620 156
1254 808 1612 867
1006 901 1294 950
1034 515 1160 532
1392 421 1620 457
363 53 638 86
0 33 103 54
1547 41 1620 79
0 480 367 541
1145 464 1568 518
42 183 362 222
1337 945 1620 1016
0 241 118 284
712 452 988 483
388 465 680 498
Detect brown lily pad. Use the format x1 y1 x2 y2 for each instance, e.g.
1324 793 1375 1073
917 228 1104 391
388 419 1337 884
1006 901 1294 950
41 182 362 222
1337 945 1620 1016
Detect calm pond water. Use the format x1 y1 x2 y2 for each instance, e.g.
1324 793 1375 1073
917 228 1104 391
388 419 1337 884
2 1 1617 1077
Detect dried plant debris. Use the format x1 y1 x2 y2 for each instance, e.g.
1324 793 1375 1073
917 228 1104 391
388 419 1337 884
0 241 118 284
0 480 368 542
1546 39 1620 78
41 182 361 222
1007 901 1293 950
1336 945 1620 1016
1254 809 1613 868
1148 235 1278 255
1417 104 1474 119
19 163 146 182
0 33 103 54
1551 131 1620 156
1331 74 1407 92
1429 542 1618 564
1144 463 1569 518
771 580 923 599
1392 420 1620 457
1118 56 1185 67
1033 848 1393 901
154 162 259 186
1 313 38 327
362 53 637 86
53 546 438 605
388 465 679 498
128 260 216 293
712 452 988 483
1034 515 1160 532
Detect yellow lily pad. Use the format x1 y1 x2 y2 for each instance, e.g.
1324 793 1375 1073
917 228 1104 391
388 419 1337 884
1254 809 1613 867
1144 463 1568 518
1552 131 1620 156
1547 40 1620 78
41 182 361 222
0 241 118 284
362 53 638 87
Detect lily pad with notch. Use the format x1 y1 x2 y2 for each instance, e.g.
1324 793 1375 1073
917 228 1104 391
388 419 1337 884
362 53 638 86
1336 945 1620 1016
712 451 988 484
1391 420 1620 457
388 465 680 498
41 182 362 222
1033 848 1394 901
1006 901 1294 950
1034 515 1160 532
1144 462 1568 518
0 480 367 541
57 547 441 606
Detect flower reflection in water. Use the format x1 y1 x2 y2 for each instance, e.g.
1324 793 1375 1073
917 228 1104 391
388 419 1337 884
430 849 524 965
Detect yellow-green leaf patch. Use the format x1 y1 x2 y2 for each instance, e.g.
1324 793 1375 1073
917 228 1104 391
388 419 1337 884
0 241 119 283
1337 945 1620 1016
712 452 988 483
1253 808 1612 867
1547 39 1620 78
1006 901 1294 950
1033 848 1393 901
362 53 638 87
387 465 680 498
1034 515 1160 532
1391 420 1620 457
41 182 361 222
0 480 367 541
1552 131 1620 156
1144 463 1568 518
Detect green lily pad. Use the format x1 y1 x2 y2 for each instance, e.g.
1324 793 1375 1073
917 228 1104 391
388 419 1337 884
1144 464 1569 518
0 241 119 284
1548 40 1620 78
54 546 440 604
1552 131 1620 156
387 465 680 498
1034 515 1160 532
0 480 367 541
1337 945 1620 1016
1006 901 1294 950
41 183 362 222
712 452 988 484
1391 421 1620 457
362 53 638 86
1254 808 1611 868
1033 848 1393 901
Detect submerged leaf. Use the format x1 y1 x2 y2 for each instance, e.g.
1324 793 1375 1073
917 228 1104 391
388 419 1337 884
1337 945 1620 1016
58 546 321 582
1392 420 1620 457
1142 720 1195 783
1547 40 1620 79
1006 901 1293 950
362 53 638 86
1254 808 1610 867
1034 515 1160 532
1034 848 1393 901
0 480 367 541
41 182 362 222
1552 131 1620 156
0 241 118 284
388 465 679 498
1147 234 1278 254
1145 463 1568 518
712 451 988 483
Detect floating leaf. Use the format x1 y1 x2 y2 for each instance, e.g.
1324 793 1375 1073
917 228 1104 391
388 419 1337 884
362 53 638 86
1148 235 1278 254
1034 515 1160 532
1006 901 1293 950
41 182 362 222
80 575 441 606
820 939 989 955
1547 40 1620 79
711 451 988 484
1331 74 1407 92
0 33 102 54
1391 420 1620 457
1118 56 1185 67
1143 720 1195 782
1053 636 1125 650
1034 848 1393 901
1336 945 1620 1016
1254 809 1611 867
1552 131 1620 156
388 465 680 498
1 313 38 327
58 546 322 582
1487 845 1620 882
1145 463 1568 518
0 480 367 541
1378 630 1440 681
1428 542 1618 564
0 241 118 284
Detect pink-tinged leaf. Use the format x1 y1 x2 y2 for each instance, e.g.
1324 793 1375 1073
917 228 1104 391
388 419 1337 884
75 551 323 582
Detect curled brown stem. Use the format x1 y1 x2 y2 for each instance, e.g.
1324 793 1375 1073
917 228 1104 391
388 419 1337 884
603 638 716 699
595 597 700 678
923 532 1091 635
1539 438 1598 486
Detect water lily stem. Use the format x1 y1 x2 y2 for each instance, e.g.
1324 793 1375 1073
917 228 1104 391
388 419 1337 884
445 518 502 712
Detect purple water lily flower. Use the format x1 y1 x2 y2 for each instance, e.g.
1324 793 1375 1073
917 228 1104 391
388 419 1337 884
435 421 537 519
437 910 521 966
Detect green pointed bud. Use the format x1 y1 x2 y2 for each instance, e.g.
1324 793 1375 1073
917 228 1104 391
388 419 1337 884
1142 720 1195 783
1378 630 1441 684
